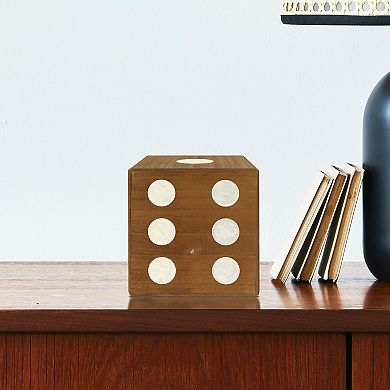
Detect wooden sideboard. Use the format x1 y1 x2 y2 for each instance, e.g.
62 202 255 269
0 261 388 389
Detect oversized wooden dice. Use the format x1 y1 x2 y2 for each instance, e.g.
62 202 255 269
128 156 259 296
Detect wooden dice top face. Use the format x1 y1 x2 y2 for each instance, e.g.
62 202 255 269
130 155 257 170
128 156 259 296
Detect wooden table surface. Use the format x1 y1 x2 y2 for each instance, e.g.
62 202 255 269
0 261 388 333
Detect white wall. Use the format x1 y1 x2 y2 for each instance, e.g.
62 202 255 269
1 0 389 261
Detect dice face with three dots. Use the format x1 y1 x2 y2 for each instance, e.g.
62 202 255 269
128 156 259 296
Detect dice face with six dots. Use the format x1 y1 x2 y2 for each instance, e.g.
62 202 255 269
128 156 259 296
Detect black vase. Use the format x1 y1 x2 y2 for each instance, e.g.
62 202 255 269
363 72 390 281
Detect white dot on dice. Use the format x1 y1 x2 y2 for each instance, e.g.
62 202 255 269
148 218 176 245
212 180 239 207
212 218 240 245
148 257 176 284
176 158 214 165
212 257 240 285
148 179 175 207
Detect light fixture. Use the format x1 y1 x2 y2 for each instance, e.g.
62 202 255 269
281 0 390 25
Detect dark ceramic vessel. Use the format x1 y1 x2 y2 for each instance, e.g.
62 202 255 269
363 72 390 281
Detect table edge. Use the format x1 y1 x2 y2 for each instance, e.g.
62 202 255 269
0 309 388 333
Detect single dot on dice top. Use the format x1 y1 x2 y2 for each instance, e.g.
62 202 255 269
148 179 175 207
212 218 240 245
212 180 239 207
212 257 240 285
176 158 214 164
148 257 176 284
148 218 176 245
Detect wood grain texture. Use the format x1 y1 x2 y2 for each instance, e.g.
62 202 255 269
0 332 343 389
352 334 390 390
253 333 346 390
30 334 49 389
0 336 5 390
78 335 95 390
129 156 259 296
0 262 387 332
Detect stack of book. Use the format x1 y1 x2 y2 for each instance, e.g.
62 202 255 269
270 163 364 284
